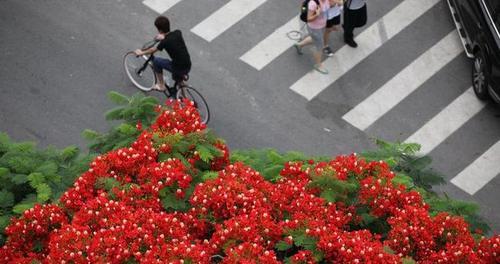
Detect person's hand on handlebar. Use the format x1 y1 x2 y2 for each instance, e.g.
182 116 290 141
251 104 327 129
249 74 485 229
134 44 158 56
134 49 144 56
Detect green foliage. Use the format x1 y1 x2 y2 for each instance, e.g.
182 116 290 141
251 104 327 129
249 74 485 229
231 148 328 182
361 139 445 192
83 92 160 154
0 132 90 245
275 240 292 251
308 174 358 204
276 228 323 262
361 139 490 233
423 192 490 233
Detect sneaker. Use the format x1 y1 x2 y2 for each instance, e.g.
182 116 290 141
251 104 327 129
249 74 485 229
313 64 329 74
323 46 334 57
293 43 303 55
344 38 358 48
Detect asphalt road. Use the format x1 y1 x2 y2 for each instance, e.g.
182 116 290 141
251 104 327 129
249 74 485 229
1 0 499 232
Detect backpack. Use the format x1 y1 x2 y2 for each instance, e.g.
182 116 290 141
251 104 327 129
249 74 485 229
300 0 320 22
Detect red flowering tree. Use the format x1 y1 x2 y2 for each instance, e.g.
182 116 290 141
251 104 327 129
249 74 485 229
0 98 498 263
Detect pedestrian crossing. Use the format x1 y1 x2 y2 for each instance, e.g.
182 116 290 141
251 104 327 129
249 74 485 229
142 0 500 195
342 30 463 131
191 0 268 42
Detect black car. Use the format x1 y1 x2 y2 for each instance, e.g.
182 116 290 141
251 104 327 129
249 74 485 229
447 0 500 103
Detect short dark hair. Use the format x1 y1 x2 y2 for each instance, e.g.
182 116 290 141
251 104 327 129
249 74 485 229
154 16 170 33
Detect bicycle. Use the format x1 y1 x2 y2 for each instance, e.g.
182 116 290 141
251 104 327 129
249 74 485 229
123 39 210 124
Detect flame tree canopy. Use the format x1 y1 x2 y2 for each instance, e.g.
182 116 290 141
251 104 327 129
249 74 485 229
0 93 498 263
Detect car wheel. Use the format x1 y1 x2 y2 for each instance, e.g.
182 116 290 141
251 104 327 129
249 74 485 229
472 50 490 100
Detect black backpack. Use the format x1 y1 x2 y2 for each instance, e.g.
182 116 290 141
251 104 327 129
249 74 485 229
300 0 320 22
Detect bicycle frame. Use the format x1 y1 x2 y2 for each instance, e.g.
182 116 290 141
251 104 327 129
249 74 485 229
137 55 153 77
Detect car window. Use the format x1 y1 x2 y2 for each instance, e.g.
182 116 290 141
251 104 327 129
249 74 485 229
484 0 500 28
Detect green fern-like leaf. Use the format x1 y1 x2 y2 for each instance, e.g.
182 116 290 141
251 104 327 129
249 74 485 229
267 150 284 165
12 194 37 214
275 240 292 251
81 129 101 140
60 145 79 161
108 91 130 105
196 145 213 163
35 183 51 203
95 177 121 191
201 171 219 181
27 173 45 188
11 174 29 185
0 132 12 154
34 161 58 176
105 107 125 121
262 165 283 182
0 190 15 208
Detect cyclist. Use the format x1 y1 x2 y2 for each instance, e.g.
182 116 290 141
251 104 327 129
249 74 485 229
134 16 191 92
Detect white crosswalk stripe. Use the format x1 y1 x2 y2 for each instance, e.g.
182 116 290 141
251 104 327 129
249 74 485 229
240 16 301 70
191 0 268 42
405 88 486 155
451 141 500 195
342 31 463 131
289 0 440 100
142 0 181 14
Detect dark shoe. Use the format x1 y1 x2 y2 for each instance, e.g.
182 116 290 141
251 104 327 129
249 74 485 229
344 38 358 48
293 43 303 55
323 46 334 57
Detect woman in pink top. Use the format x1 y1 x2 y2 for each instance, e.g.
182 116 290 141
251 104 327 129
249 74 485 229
294 0 330 74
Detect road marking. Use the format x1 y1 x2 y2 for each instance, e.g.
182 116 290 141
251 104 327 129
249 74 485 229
290 0 441 100
240 16 300 70
405 88 486 155
142 0 181 14
191 0 268 42
451 141 500 195
342 31 463 131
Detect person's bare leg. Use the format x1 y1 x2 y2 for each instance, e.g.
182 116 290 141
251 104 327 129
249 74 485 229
323 27 332 47
313 50 322 67
298 35 313 47
154 71 167 91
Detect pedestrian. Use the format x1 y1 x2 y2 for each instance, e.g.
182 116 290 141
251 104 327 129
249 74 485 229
343 0 367 48
294 0 330 74
323 0 343 56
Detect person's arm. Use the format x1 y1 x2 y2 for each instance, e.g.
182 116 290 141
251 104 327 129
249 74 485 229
134 46 157 56
307 5 321 22
135 33 164 56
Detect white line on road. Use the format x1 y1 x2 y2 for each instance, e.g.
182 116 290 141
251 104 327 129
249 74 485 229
342 31 463 131
142 0 181 14
290 0 441 100
451 141 500 195
405 88 486 155
240 16 300 70
191 0 268 42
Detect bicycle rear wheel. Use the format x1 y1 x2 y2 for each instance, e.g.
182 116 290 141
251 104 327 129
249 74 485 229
176 86 210 124
123 51 156 91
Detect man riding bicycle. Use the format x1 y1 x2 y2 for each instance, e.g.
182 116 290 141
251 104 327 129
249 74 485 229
134 16 191 92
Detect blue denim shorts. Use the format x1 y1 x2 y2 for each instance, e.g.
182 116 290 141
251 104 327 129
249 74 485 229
152 57 189 80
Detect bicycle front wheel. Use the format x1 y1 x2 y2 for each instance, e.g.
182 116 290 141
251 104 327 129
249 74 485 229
176 86 210 124
123 51 156 91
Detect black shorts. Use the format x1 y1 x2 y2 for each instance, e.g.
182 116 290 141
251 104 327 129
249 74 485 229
326 15 341 28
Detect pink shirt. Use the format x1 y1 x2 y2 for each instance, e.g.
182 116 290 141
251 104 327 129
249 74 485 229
307 0 329 29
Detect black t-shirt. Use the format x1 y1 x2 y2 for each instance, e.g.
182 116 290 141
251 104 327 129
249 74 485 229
157 30 191 73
